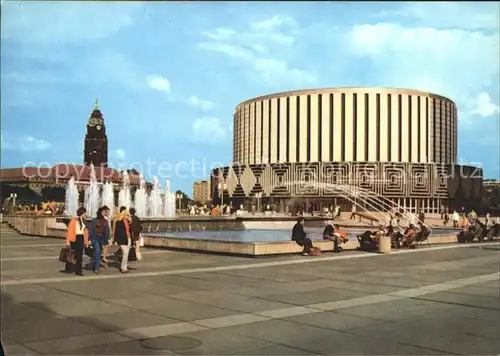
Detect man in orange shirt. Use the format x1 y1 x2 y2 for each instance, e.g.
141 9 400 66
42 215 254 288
65 207 89 276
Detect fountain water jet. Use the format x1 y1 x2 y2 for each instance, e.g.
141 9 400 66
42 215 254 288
323 182 429 230
134 175 149 217
101 181 115 214
149 177 162 217
65 176 80 217
163 177 176 217
84 164 101 218
283 180 429 230
118 170 132 209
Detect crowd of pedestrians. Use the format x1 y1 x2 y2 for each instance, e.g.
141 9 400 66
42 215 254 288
64 205 142 276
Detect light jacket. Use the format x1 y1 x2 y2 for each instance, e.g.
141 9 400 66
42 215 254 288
66 218 89 245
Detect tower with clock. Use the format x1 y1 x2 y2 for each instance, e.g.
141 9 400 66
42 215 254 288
84 99 108 167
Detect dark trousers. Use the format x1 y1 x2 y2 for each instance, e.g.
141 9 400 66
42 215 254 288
65 234 84 275
296 238 313 254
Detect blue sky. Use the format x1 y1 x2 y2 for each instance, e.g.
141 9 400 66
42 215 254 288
1 1 499 194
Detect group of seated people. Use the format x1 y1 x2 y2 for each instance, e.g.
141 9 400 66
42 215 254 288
291 218 349 256
460 219 500 243
8 202 65 215
291 218 433 255
357 222 431 252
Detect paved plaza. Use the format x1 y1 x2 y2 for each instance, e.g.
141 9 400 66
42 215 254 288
1 224 499 355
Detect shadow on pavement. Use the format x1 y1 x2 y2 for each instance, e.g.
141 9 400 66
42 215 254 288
0 290 184 355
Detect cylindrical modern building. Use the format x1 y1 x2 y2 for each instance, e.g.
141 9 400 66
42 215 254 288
212 87 482 213
233 88 457 166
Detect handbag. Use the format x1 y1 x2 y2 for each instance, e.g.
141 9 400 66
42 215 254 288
84 244 94 258
139 235 144 247
310 247 321 256
59 246 75 264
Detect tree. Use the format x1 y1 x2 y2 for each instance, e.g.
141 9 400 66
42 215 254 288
175 190 193 210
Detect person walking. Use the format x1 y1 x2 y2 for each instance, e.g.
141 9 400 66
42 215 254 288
452 210 460 228
349 205 356 220
129 208 143 261
65 207 89 276
418 209 425 224
89 206 111 274
113 206 132 273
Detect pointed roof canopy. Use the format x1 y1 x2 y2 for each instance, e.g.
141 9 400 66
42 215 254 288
88 98 104 126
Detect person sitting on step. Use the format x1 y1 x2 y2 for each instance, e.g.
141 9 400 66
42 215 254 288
292 217 313 256
323 221 348 252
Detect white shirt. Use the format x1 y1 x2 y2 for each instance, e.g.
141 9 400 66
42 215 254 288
75 218 86 235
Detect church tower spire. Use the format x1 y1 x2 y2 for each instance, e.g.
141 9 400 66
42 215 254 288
84 99 108 167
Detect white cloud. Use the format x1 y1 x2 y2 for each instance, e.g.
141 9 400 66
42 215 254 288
202 27 236 40
147 75 171 94
190 117 230 144
344 22 499 108
197 42 255 61
267 33 295 45
188 96 215 111
2 132 52 152
1 2 141 45
198 15 313 87
375 3 500 31
250 15 296 32
252 44 266 54
110 148 127 161
254 58 316 86
468 93 500 118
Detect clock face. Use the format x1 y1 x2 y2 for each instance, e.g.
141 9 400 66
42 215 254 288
96 125 102 131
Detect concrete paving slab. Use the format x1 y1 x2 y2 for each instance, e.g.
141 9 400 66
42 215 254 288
72 310 181 332
284 310 391 331
117 322 206 340
260 287 370 306
335 298 448 322
2 339 41 355
61 339 176 355
415 290 500 310
168 290 296 313
25 331 131 354
353 314 500 355
237 343 317 355
444 284 500 299
3 313 107 344
108 295 239 321
2 226 500 355
169 328 290 355
227 319 441 355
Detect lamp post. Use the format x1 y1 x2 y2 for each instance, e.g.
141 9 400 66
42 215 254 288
217 183 227 210
10 193 17 207
176 193 183 214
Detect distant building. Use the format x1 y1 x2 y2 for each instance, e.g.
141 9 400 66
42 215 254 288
0 100 147 205
192 180 211 204
483 179 500 189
